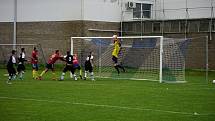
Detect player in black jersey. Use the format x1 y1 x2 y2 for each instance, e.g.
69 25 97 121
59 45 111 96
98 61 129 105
7 50 17 84
84 52 94 81
17 48 27 80
59 51 76 81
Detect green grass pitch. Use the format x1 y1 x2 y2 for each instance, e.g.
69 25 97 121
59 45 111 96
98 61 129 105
0 67 215 121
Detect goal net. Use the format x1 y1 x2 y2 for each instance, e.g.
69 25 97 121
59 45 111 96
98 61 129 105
71 36 208 83
0 44 46 69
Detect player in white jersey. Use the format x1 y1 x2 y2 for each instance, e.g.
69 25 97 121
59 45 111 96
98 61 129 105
17 48 27 80
6 50 17 84
84 52 94 81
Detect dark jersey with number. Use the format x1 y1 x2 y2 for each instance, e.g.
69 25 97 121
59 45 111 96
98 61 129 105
18 52 26 64
85 54 93 66
65 55 73 65
7 55 16 67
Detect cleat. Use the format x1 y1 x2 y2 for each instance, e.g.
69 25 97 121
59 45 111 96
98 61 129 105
52 78 57 81
123 69 126 73
91 79 95 81
6 81 12 84
37 76 42 80
83 77 86 80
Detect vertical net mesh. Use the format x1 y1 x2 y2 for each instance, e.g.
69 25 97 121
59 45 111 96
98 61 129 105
72 37 161 80
71 36 207 83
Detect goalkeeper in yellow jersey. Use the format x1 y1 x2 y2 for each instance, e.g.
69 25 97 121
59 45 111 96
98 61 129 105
112 35 125 75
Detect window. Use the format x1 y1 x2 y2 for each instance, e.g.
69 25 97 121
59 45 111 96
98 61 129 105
133 3 152 19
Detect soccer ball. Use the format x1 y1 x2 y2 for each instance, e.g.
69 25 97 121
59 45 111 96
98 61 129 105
213 80 215 84
112 35 118 39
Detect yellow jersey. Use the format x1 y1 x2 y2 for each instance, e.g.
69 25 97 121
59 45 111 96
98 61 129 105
112 41 120 58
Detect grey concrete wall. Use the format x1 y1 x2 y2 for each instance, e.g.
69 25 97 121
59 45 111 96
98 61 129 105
0 20 119 64
123 18 215 69
0 19 214 69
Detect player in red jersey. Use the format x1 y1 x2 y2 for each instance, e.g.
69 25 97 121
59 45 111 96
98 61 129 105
39 50 64 80
70 53 82 79
31 47 39 79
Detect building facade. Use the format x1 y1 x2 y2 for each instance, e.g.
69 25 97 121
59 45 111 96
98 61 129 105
0 0 214 69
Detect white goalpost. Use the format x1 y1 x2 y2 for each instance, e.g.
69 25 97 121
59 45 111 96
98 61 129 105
70 36 206 83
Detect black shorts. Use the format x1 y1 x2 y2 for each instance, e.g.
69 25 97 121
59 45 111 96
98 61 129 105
85 62 93 73
46 63 54 70
7 66 16 75
112 56 118 64
17 64 25 72
63 65 74 73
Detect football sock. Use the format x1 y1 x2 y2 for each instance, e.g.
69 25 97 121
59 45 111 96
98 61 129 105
60 72 65 80
40 70 46 77
114 66 120 74
70 72 73 78
35 71 38 78
73 74 77 80
79 69 82 77
84 71 87 78
117 65 125 72
90 72 94 80
8 75 12 80
19 71 24 79
12 74 16 80
32 70 35 78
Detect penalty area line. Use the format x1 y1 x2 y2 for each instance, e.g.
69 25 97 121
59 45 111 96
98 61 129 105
0 96 213 116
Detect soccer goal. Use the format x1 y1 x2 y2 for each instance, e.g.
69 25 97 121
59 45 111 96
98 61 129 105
0 43 46 69
70 36 208 83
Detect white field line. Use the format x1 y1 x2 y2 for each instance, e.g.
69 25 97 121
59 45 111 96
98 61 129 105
0 96 214 116
95 76 158 82
74 83 215 91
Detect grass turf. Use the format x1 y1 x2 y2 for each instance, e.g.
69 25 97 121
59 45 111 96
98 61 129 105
0 68 215 121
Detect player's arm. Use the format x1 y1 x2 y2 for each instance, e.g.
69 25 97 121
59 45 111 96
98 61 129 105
59 55 66 61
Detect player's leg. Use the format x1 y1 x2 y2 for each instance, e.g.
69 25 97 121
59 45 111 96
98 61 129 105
18 64 25 80
7 67 17 84
84 63 88 80
89 66 94 81
17 64 21 79
112 56 120 74
34 64 39 79
78 66 82 79
11 67 17 80
51 64 57 80
70 67 77 80
117 64 125 72
39 63 50 80
22 64 26 78
32 64 39 79
60 65 68 81
70 65 76 78
7 66 13 84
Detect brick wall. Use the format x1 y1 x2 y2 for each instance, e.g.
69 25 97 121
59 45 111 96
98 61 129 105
0 20 214 69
